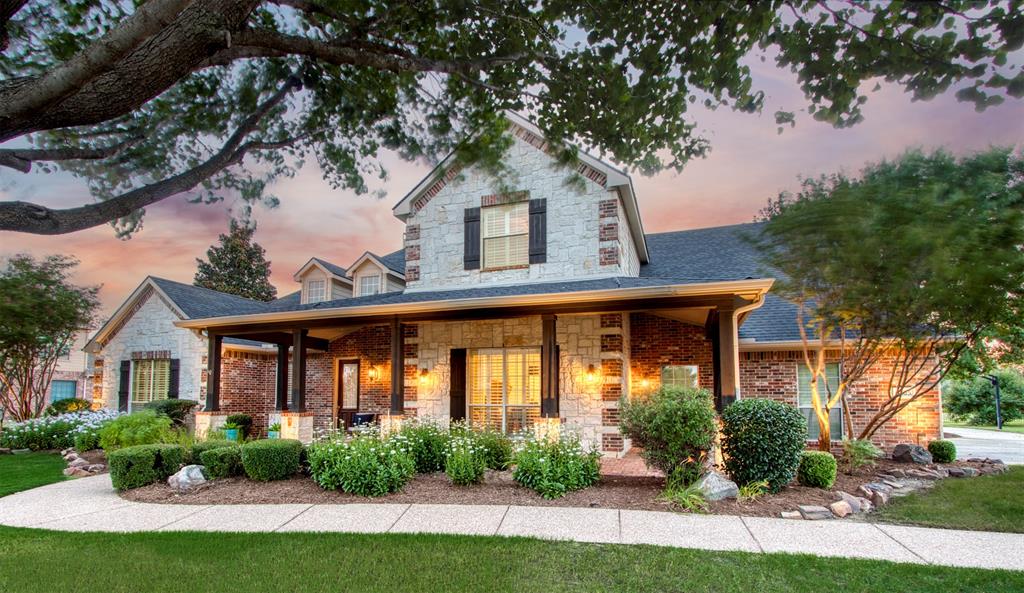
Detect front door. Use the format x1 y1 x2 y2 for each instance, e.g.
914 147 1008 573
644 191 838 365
336 360 359 429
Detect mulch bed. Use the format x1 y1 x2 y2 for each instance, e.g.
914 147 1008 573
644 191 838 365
121 459 1001 517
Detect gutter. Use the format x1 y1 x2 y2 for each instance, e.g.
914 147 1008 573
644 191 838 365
175 278 774 330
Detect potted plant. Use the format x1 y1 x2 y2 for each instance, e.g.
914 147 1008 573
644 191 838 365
267 422 281 439
222 421 240 442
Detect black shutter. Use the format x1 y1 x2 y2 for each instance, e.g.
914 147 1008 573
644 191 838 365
464 207 481 270
449 349 467 421
529 198 547 264
168 359 180 399
118 360 130 412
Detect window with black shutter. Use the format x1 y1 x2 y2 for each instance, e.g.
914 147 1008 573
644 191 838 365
464 207 481 270
528 198 547 264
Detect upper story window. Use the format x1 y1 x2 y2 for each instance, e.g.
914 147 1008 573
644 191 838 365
305 279 326 303
357 273 382 297
482 202 529 269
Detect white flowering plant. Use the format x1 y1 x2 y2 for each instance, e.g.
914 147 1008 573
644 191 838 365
307 431 415 497
444 435 486 486
0 409 123 451
512 432 601 499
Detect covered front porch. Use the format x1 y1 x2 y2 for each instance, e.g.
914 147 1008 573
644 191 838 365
182 280 771 453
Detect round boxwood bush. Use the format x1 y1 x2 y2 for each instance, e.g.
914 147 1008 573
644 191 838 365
107 443 185 490
797 451 837 489
200 446 243 479
240 439 303 481
720 398 808 493
187 439 237 465
619 385 717 486
928 439 957 463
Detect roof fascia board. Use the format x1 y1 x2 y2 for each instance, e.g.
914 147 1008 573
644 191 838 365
293 258 351 283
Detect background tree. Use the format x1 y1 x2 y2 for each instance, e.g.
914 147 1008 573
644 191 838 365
945 367 1024 426
194 218 277 300
756 147 1024 450
0 1 1021 235
0 255 99 421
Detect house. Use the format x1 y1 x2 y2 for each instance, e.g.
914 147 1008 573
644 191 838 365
86 114 942 453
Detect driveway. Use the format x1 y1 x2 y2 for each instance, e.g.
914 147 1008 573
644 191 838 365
944 426 1024 464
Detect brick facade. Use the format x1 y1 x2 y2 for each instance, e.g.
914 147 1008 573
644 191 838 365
629 312 715 393
219 350 278 436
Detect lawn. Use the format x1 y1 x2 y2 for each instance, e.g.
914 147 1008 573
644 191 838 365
874 467 1024 533
0 452 65 497
0 526 1022 593
945 419 1024 435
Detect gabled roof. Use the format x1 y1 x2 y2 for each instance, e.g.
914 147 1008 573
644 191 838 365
378 249 406 275
391 112 649 264
640 222 767 282
292 257 351 283
348 251 405 279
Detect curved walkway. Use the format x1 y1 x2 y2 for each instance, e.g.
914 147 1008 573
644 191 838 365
2 475 1023 571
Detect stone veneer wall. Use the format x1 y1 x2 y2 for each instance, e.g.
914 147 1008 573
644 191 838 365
739 350 942 451
403 132 640 290
96 289 206 410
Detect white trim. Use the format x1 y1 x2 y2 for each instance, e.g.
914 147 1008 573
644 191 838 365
348 252 405 280
292 258 353 283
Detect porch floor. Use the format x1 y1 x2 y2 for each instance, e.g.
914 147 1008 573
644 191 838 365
599 450 664 479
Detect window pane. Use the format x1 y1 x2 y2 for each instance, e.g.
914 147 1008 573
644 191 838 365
341 363 358 409
661 365 698 388
802 407 843 441
797 363 840 407
358 275 381 296
467 348 540 433
132 360 152 403
51 380 77 402
481 203 529 268
306 279 326 303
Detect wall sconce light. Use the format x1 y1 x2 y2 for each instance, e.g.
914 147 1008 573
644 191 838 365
639 378 651 390
367 366 381 381
585 364 599 384
418 367 430 386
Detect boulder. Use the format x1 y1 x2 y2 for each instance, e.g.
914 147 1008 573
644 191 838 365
168 465 206 492
63 451 78 461
798 505 833 520
0 448 11 455
947 466 965 478
881 479 905 489
892 444 933 464
67 458 90 469
829 500 853 518
871 489 889 506
835 491 863 513
11 448 30 454
60 447 73 456
63 467 90 478
695 470 738 501
780 511 803 519
857 497 874 513
85 464 106 473
949 466 979 478
905 468 943 480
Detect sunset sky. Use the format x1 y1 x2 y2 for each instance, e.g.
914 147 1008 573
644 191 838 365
2 59 1022 319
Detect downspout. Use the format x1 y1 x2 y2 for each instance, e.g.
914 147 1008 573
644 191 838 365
730 294 767 401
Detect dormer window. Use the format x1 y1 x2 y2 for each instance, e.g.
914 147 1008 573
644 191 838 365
482 202 529 269
357 273 382 297
305 279 326 303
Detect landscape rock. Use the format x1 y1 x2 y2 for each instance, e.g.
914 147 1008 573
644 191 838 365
798 505 833 520
60 448 73 456
835 491 863 513
0 448 11 455
881 479 905 489
780 511 803 519
886 468 907 478
857 497 874 513
905 468 944 480
871 490 890 506
63 452 79 462
67 458 90 469
63 467 90 477
168 465 206 492
694 470 739 501
947 466 965 477
892 443 933 464
829 500 853 518
85 464 106 473
948 466 979 478
11 448 30 454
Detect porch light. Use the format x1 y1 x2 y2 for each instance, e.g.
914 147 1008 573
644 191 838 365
585 364 599 384
418 367 430 386
367 366 381 381
639 378 651 390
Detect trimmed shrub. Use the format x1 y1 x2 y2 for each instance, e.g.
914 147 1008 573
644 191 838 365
45 398 92 416
107 443 185 490
619 385 717 486
445 436 486 485
797 451 838 489
241 439 303 481
98 411 174 451
945 368 1024 425
839 439 883 473
187 439 237 465
401 420 450 473
928 439 957 463
512 434 600 499
200 446 243 478
225 413 253 439
308 433 416 496
720 399 808 493
145 399 198 427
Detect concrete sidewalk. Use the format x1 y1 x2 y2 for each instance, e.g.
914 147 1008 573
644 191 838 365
2 475 1022 571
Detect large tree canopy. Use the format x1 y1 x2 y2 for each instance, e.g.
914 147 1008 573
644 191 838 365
0 0 1021 236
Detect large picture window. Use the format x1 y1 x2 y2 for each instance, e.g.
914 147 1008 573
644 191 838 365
797 363 843 441
482 202 529 269
50 380 78 402
132 359 170 408
468 348 540 432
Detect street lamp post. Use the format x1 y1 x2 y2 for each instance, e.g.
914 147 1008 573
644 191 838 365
982 374 1003 430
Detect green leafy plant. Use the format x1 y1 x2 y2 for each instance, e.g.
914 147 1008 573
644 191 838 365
839 439 883 473
928 439 957 464
308 433 416 497
200 446 244 479
946 368 1024 426
659 482 708 513
720 399 807 493
512 434 600 499
619 385 717 486
737 480 770 503
471 427 514 470
44 398 92 416
144 399 198 427
797 451 838 489
445 436 486 486
187 439 236 465
97 411 175 451
268 422 281 432
225 414 253 439
240 439 303 481
400 419 451 473
107 443 185 491
73 430 101 452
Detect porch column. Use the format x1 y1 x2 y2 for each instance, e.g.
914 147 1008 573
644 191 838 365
390 316 404 414
717 306 740 407
206 333 222 411
291 329 307 412
275 343 289 411
540 314 559 418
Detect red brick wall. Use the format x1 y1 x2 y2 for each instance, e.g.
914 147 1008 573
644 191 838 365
629 312 715 393
739 350 941 450
219 351 277 436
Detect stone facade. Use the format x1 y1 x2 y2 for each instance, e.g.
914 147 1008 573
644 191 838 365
403 132 641 290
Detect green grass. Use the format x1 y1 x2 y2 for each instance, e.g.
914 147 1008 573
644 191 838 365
0 452 65 497
0 527 1021 593
945 419 1024 435
874 467 1024 533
